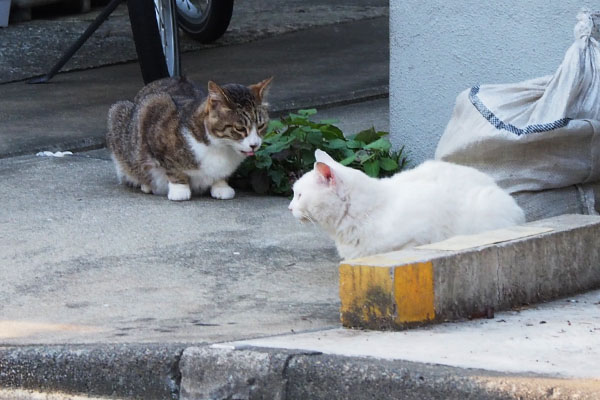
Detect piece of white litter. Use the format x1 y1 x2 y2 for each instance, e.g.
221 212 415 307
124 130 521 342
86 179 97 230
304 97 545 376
210 343 236 350
233 252 240 255
36 151 73 157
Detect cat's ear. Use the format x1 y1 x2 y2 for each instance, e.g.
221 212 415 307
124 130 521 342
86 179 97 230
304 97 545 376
315 162 335 186
249 77 273 105
207 81 232 110
315 150 341 186
315 149 336 165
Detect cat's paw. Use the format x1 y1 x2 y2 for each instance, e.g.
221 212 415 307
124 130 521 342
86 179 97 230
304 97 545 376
168 182 191 201
140 184 152 194
211 184 235 200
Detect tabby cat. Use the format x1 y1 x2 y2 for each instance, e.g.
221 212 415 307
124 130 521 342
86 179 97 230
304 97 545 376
106 76 272 201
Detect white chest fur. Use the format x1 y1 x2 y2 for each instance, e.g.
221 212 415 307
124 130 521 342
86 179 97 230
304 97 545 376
182 128 244 192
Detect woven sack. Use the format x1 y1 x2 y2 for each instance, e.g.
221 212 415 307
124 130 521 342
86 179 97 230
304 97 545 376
436 10 600 195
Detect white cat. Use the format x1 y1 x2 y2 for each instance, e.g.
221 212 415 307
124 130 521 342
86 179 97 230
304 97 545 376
289 149 526 259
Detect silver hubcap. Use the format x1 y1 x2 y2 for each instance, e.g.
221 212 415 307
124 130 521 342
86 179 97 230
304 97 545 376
154 0 178 76
176 0 209 20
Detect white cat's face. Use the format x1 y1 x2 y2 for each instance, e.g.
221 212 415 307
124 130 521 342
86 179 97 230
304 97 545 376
289 170 322 222
288 150 350 229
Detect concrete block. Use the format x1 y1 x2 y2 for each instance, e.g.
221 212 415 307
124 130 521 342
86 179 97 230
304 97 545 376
339 214 600 329
179 347 291 400
0 344 184 399
285 353 600 400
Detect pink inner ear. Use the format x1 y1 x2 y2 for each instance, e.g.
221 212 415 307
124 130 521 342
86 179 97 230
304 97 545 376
316 162 334 184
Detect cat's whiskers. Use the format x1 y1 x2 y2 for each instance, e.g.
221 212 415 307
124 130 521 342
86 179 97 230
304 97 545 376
299 213 316 225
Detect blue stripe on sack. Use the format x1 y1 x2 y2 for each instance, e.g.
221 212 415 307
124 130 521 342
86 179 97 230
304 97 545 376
468 85 570 136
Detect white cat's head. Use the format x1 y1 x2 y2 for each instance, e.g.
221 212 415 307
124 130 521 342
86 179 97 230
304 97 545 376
288 149 364 231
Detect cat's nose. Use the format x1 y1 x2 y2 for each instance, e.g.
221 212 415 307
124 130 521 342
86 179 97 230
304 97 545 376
250 144 260 151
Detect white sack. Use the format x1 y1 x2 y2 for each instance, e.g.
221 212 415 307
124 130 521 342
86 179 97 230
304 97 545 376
513 183 600 222
435 10 600 194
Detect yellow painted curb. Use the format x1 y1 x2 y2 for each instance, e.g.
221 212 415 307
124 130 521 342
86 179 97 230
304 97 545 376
394 262 435 323
339 261 435 329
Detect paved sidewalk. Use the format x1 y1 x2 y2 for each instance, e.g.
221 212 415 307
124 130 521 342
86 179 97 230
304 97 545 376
0 150 341 345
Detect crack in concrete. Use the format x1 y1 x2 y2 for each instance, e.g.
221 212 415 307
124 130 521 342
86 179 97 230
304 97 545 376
495 246 502 307
168 348 185 400
281 353 295 400
280 351 324 400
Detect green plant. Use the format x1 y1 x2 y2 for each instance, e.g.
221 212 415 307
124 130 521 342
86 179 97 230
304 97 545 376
234 108 408 196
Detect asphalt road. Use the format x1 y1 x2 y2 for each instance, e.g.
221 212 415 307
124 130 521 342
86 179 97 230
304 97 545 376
0 16 389 158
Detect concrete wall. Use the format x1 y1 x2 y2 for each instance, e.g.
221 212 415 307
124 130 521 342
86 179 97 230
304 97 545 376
390 1 592 164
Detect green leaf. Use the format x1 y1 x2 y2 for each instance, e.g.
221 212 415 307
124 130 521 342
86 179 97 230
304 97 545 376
364 137 391 152
363 160 380 177
356 150 373 163
268 169 285 187
306 130 323 146
273 181 292 195
292 141 313 151
326 138 347 149
267 120 285 132
290 127 306 141
340 153 357 165
254 154 272 169
263 137 294 154
262 143 281 154
346 140 364 149
301 150 316 166
379 157 398 171
319 119 339 125
298 108 317 116
341 148 355 158
263 130 284 143
354 127 379 144
320 125 344 140
287 113 311 126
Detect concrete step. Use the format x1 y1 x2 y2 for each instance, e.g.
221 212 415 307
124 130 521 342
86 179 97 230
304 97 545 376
338 214 600 330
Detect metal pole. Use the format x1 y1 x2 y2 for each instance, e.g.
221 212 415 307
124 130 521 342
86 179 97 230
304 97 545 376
28 0 125 84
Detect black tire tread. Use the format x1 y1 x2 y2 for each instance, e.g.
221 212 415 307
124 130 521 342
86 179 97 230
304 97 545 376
127 0 170 84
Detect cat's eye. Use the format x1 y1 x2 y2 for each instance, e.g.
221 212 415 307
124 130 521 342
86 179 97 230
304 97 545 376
257 123 266 130
233 126 246 133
